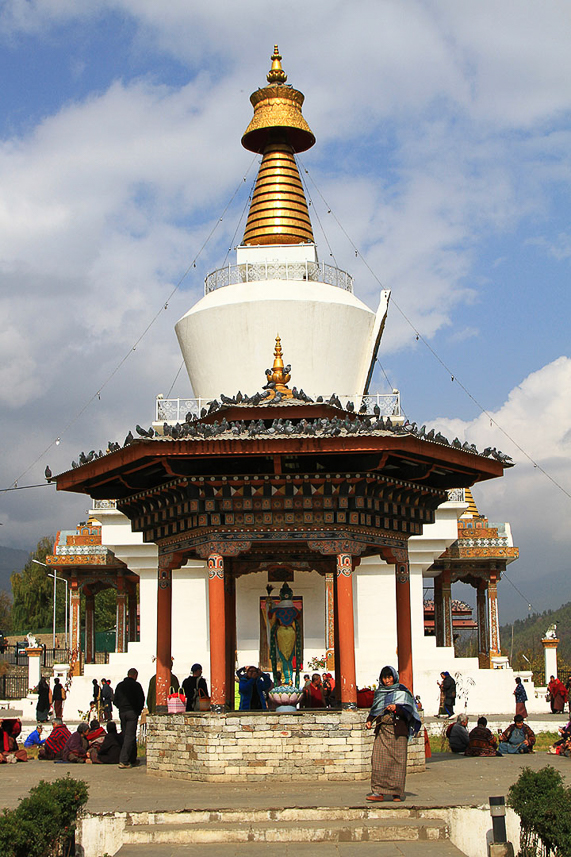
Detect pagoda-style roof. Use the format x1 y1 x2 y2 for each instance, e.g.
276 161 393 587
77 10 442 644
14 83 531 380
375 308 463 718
55 408 506 501
45 521 136 590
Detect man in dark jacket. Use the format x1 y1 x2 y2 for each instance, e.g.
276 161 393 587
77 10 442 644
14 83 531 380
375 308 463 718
182 664 209 712
114 668 145 768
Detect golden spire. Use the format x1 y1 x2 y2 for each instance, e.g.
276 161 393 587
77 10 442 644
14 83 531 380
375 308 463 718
463 487 481 517
264 335 293 399
241 46 315 246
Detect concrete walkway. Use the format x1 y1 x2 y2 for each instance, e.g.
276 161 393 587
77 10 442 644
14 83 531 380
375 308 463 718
0 750 569 813
2 752 570 856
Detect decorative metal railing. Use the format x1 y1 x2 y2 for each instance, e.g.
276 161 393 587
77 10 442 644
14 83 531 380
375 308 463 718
156 392 401 424
204 261 353 294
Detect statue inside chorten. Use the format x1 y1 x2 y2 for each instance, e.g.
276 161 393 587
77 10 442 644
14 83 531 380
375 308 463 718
265 582 303 686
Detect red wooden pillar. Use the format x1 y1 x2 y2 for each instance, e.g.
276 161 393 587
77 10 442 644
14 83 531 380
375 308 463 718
390 548 414 694
488 571 501 656
434 574 444 647
335 553 357 709
477 579 490 668
156 555 174 713
208 553 226 711
441 568 453 648
70 575 81 676
84 589 95 664
116 576 127 654
128 585 138 643
325 571 335 671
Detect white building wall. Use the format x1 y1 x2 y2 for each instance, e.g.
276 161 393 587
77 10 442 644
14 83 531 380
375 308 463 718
57 499 529 720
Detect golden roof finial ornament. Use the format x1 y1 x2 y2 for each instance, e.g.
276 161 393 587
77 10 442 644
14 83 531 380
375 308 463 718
267 45 287 85
241 46 315 246
263 335 293 399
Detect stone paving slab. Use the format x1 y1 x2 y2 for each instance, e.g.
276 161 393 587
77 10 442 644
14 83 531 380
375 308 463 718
0 752 569 814
115 843 467 856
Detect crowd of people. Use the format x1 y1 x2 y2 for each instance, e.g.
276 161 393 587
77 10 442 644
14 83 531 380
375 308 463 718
2 660 568 796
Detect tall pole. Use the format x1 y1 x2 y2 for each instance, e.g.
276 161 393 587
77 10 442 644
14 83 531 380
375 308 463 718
52 572 56 648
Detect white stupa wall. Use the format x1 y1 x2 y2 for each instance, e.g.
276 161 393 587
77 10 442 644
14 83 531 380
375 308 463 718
176 279 386 400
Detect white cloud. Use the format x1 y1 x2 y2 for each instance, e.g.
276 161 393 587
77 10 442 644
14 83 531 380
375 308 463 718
426 358 571 615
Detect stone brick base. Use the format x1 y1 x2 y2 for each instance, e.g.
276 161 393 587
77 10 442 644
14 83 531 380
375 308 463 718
146 711 425 782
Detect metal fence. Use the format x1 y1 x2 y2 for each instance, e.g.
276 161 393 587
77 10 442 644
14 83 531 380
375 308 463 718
204 261 354 294
0 673 30 700
0 647 71 668
156 392 402 424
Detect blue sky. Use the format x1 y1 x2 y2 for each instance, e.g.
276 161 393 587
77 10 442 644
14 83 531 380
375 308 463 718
0 1 570 624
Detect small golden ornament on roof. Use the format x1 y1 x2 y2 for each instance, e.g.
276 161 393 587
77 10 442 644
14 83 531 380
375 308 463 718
263 336 293 400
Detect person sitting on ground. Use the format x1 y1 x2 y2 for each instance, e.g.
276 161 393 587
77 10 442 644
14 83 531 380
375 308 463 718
498 715 535 754
38 718 71 760
24 723 45 748
464 716 501 757
237 666 273 711
548 720 571 756
446 714 470 753
85 718 106 763
303 673 326 708
62 721 90 763
182 664 209 712
0 719 28 763
89 721 123 764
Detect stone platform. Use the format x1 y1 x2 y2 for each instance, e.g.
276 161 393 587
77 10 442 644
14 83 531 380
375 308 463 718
146 711 426 782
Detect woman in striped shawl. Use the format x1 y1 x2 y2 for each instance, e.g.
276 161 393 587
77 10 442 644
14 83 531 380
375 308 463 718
365 665 420 802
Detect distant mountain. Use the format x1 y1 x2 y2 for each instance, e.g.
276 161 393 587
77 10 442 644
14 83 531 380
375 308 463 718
500 602 571 667
0 546 29 594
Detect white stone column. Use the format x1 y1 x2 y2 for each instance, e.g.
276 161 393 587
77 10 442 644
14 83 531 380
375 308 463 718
542 637 559 681
25 647 43 691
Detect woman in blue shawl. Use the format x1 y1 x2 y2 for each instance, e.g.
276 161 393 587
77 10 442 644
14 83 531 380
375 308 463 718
365 665 420 802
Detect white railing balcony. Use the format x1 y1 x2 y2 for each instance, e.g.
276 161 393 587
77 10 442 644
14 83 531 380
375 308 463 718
155 392 401 424
204 261 353 295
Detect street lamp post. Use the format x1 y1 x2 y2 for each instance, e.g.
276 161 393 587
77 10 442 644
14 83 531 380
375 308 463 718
32 559 56 647
48 574 69 650
32 560 69 649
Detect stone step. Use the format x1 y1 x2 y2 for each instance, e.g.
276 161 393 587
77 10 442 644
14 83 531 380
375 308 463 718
123 816 449 845
116 841 467 856
124 806 421 825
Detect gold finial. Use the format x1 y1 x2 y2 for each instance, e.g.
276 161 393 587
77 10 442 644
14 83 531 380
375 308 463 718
462 487 481 518
263 336 293 399
241 47 315 245
267 45 287 85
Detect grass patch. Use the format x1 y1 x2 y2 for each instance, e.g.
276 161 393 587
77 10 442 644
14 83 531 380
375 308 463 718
429 731 561 754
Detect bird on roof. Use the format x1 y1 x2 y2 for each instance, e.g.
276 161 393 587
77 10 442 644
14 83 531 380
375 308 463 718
44 466 52 481
136 424 150 437
359 402 367 414
79 451 87 465
71 460 78 469
346 401 354 413
373 403 381 418
273 391 283 404
236 391 244 404
221 394 235 405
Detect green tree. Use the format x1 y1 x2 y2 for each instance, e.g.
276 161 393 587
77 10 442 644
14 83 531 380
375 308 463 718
10 536 56 631
0 590 12 632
